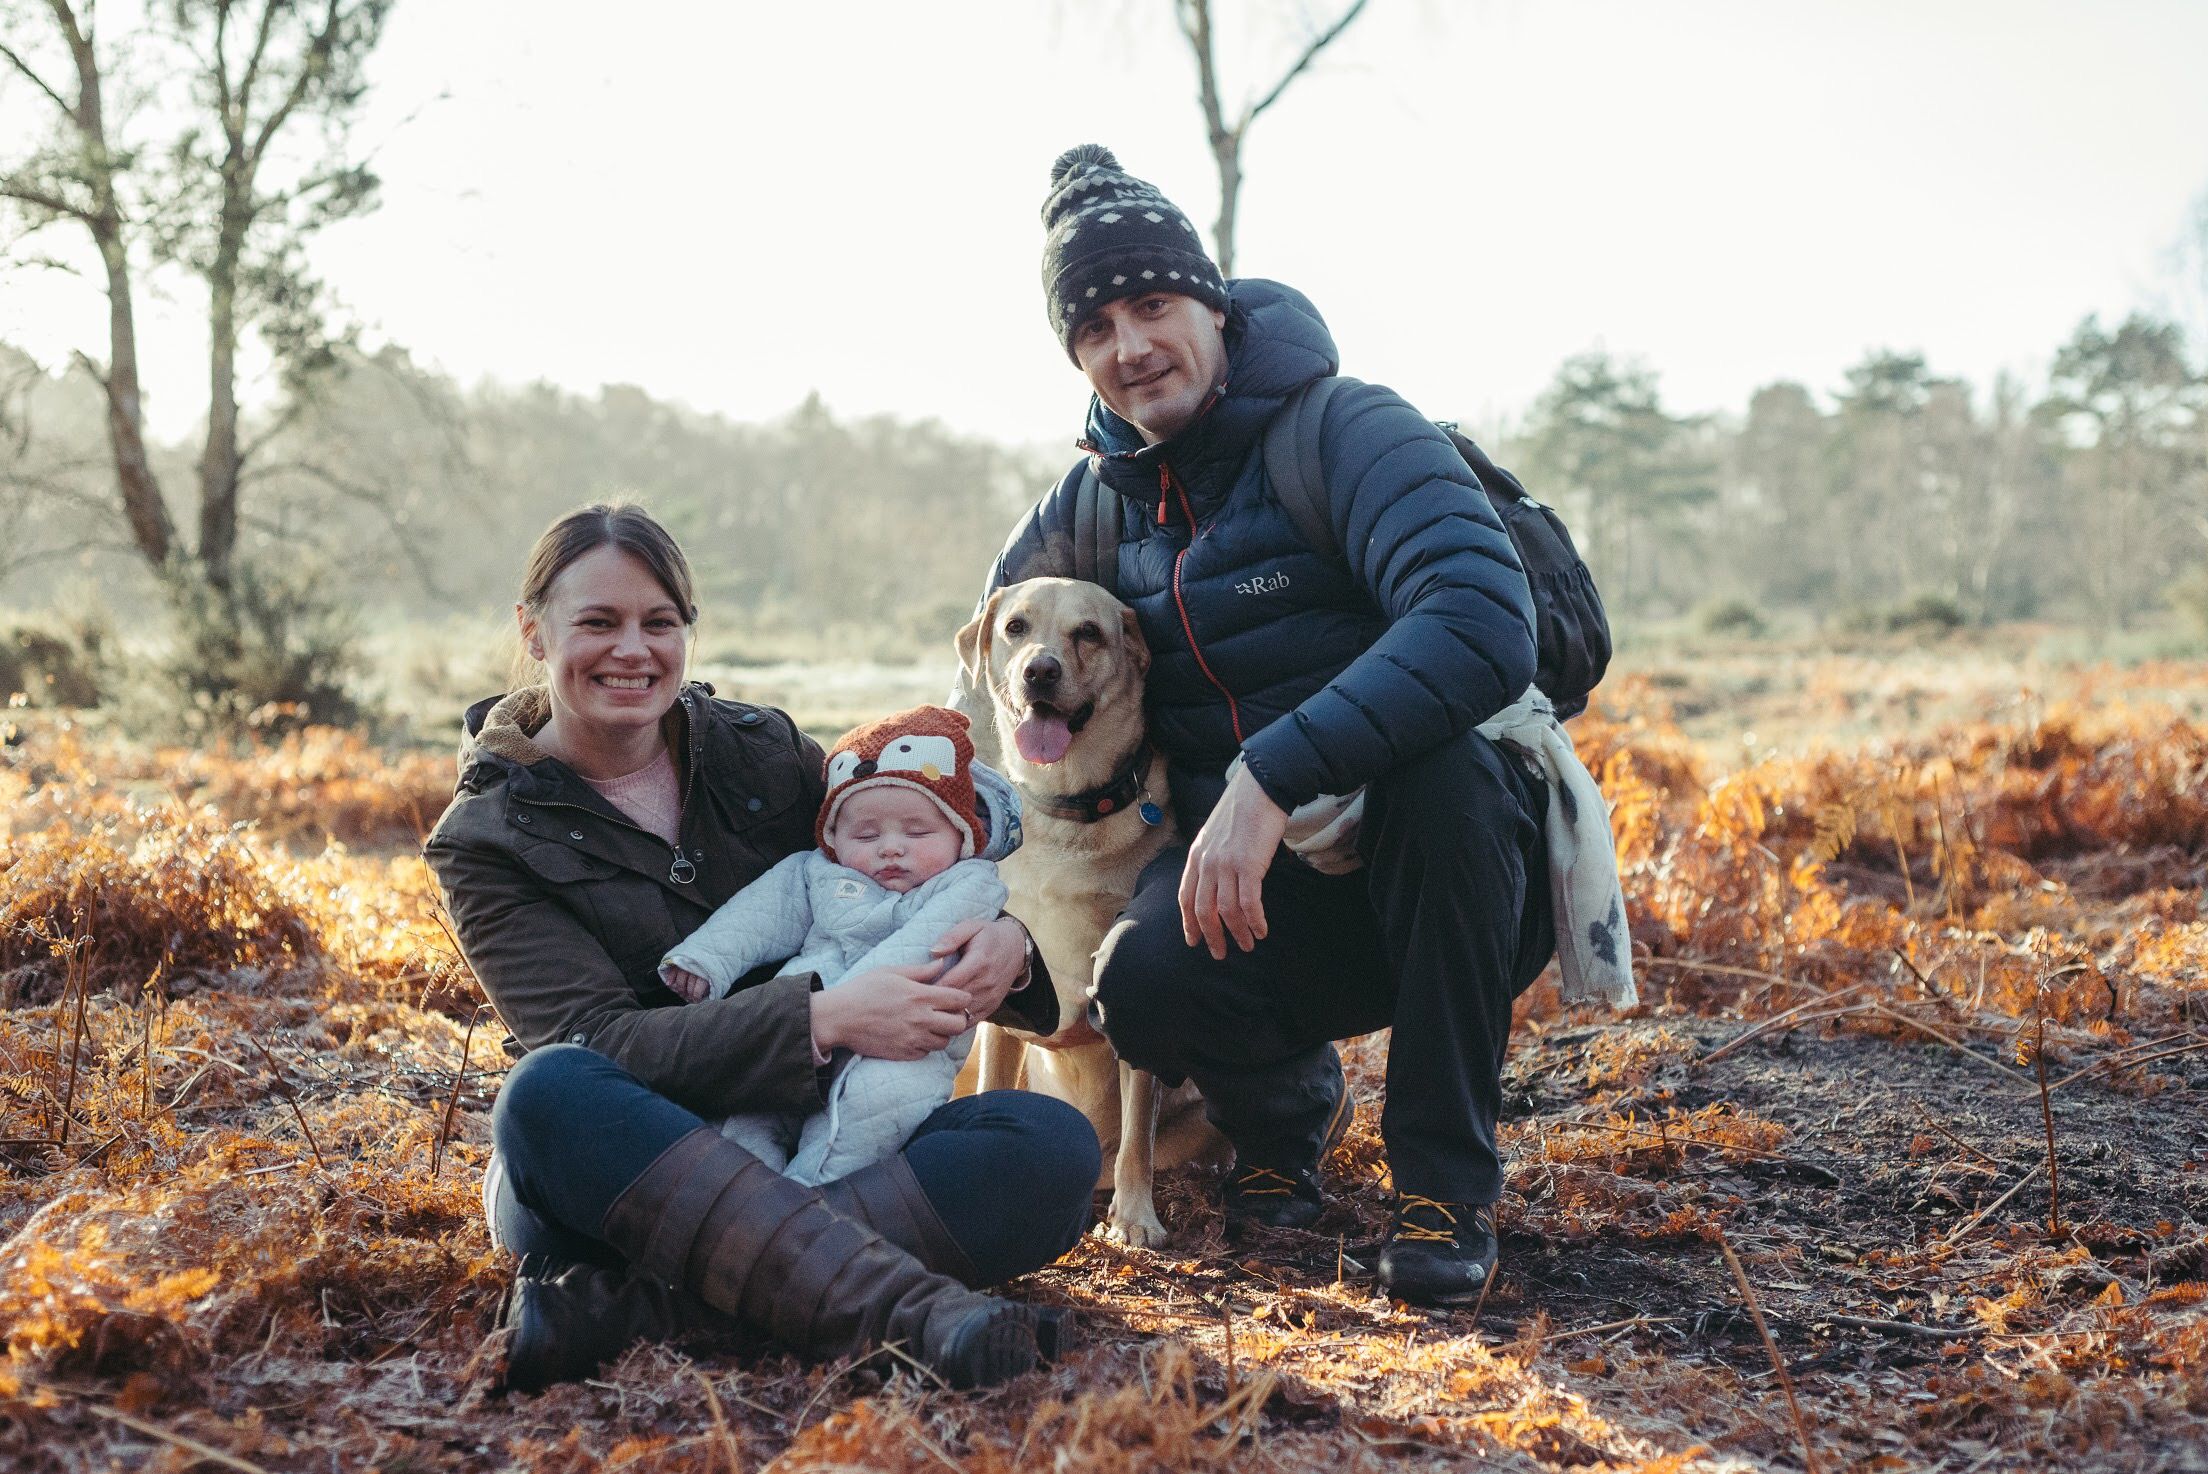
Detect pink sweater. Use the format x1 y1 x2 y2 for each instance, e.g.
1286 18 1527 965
583 746 681 845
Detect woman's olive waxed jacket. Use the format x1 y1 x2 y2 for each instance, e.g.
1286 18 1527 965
424 683 1053 1121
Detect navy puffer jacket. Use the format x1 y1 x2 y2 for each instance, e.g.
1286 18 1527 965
983 278 1537 829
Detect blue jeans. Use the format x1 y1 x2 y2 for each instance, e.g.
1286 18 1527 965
489 1044 1099 1288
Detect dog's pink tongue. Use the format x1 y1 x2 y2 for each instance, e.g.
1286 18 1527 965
1014 713 1074 765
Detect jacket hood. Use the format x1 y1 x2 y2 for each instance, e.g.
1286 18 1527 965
460 686 555 775
1084 278 1338 519
455 684 694 800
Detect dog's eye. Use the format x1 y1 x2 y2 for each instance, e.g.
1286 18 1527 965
1070 622 1103 644
1003 617 1029 638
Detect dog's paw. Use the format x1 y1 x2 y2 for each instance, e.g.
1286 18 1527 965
1098 1204 1171 1249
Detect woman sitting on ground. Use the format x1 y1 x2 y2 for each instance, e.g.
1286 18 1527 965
425 502 1098 1392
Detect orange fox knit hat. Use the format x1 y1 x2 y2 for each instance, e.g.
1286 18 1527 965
816 705 984 861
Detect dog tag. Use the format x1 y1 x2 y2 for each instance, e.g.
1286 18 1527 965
1138 802 1164 827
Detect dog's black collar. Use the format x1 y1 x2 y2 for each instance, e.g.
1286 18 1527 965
1025 743 1159 825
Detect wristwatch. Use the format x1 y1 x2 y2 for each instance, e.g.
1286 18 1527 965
1012 924 1037 993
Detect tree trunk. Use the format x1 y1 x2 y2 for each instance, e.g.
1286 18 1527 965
94 227 175 567
198 122 254 591
1210 132 1240 277
198 217 244 588
62 0 175 568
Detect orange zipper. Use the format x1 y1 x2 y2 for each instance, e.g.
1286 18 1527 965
1160 463 1245 743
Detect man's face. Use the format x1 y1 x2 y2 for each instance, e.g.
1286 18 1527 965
1071 292 1229 445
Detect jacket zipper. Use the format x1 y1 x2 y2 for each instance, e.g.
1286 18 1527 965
668 688 703 884
1160 462 1245 743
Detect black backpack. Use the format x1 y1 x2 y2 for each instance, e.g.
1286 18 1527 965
1069 376 1612 720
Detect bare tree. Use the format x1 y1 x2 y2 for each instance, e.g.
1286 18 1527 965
0 0 392 590
0 0 175 567
1172 0 1368 275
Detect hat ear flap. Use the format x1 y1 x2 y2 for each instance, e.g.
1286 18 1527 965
955 590 1003 689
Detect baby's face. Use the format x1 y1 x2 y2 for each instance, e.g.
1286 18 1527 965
828 785 963 893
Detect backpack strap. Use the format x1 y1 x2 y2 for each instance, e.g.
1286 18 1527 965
1069 457 1119 596
1260 376 1354 559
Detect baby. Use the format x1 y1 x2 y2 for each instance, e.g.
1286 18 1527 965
660 705 1006 1186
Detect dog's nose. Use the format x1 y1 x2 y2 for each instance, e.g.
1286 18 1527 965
1023 654 1062 690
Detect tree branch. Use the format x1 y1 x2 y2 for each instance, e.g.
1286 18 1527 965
0 178 95 222
0 36 75 118
0 533 134 579
236 395 305 467
1174 0 1232 150
1243 0 1368 128
248 455 457 600
67 346 109 389
210 0 239 140
236 0 281 130
248 0 344 166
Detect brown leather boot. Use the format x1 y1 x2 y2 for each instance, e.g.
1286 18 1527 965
603 1129 1065 1389
501 1255 729 1394
818 1154 1075 1362
818 1153 981 1283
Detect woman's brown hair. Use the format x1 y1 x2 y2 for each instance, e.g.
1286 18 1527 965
519 502 699 623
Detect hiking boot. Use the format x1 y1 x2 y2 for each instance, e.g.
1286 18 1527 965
1377 1196 1498 1306
501 1255 727 1395
1222 1162 1327 1231
1222 1065 1355 1234
602 1129 1066 1390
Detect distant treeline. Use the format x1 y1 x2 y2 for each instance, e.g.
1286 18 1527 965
0 345 1050 656
1511 315 2207 637
4 309 2206 652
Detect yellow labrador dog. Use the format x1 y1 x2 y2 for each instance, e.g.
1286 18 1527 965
957 577 1226 1247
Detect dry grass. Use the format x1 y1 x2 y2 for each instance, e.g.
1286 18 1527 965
1 660 2204 1472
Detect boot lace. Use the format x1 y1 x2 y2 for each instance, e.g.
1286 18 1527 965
1232 1166 1298 1198
1395 1194 1462 1243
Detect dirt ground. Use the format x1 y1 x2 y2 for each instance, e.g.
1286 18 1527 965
2 656 2206 1472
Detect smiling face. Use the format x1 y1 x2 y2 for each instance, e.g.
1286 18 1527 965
519 543 690 747
1070 292 1229 445
956 577 1152 786
826 784 965 893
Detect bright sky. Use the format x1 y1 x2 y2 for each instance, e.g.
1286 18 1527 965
5 0 2206 447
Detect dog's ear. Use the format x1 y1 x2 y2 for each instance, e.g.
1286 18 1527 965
1118 606 1151 679
955 589 1002 687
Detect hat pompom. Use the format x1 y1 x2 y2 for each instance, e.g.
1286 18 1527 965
1050 143 1120 189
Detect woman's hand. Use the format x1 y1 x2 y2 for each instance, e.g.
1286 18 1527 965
811 963 972 1061
927 916 1030 1020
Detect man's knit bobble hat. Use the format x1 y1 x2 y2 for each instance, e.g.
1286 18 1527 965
1040 144 1228 359
817 705 984 861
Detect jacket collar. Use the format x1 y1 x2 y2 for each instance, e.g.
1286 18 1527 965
458 683 699 808
1083 278 1339 524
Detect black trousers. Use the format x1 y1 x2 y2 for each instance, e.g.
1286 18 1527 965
1091 727 1554 1206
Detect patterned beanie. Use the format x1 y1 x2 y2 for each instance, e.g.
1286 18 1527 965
1040 144 1229 359
817 705 984 861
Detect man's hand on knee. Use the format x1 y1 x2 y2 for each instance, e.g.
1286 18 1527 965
1179 764 1290 960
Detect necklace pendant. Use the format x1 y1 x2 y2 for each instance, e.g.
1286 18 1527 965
669 851 697 885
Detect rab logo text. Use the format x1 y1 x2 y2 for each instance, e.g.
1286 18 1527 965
1234 571 1291 596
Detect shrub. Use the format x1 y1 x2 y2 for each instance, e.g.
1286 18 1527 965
158 559 370 733
1693 598 1766 639
1886 592 1967 636
0 612 109 708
